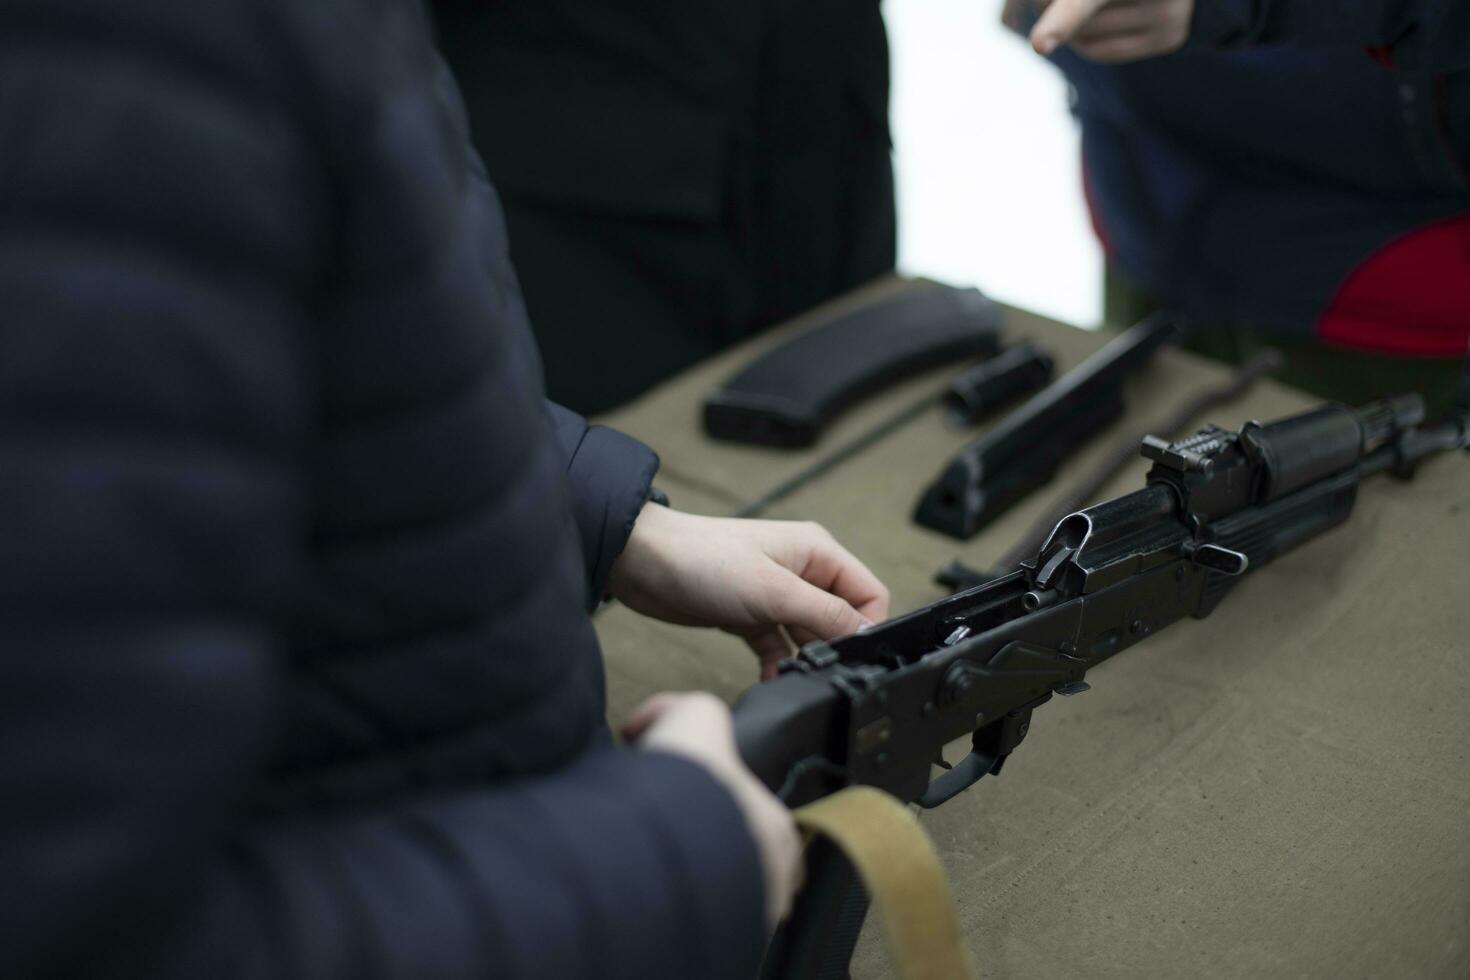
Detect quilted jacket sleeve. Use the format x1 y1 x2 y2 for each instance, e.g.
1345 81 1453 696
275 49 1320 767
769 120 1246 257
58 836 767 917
0 4 763 979
546 402 661 607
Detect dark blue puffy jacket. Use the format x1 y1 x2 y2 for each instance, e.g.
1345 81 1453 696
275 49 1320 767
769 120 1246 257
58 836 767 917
1053 0 1470 353
0 1 763 977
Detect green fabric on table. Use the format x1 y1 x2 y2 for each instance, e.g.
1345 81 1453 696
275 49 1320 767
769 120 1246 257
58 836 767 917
1105 266 1465 416
595 279 1470 980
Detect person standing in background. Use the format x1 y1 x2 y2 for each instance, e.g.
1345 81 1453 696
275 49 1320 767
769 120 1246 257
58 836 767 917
430 0 897 413
1012 0 1470 411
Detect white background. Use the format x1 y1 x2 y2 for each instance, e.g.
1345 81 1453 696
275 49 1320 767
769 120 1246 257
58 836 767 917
885 0 1103 328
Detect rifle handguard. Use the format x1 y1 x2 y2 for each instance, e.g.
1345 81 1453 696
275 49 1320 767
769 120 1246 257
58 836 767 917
914 312 1179 539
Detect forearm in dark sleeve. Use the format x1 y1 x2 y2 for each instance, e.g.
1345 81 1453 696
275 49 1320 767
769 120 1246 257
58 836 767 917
1 620 765 980
185 750 766 980
546 402 661 607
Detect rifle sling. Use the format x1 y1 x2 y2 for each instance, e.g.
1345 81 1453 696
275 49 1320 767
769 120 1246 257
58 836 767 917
791 787 976 980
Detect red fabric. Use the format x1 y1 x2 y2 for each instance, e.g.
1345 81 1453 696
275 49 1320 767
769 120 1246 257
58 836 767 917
1318 212 1470 357
1080 157 1113 256
1364 45 1396 69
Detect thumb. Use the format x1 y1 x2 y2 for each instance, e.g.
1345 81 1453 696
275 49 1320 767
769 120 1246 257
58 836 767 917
767 569 873 642
620 692 680 742
741 627 794 682
1030 0 1107 53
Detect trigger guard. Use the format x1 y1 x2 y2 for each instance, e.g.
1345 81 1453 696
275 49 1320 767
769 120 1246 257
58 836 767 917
918 746 1001 809
917 704 1040 809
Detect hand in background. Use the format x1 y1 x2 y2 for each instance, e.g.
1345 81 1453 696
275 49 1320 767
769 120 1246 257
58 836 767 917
623 692 804 931
1026 0 1193 63
608 505 890 680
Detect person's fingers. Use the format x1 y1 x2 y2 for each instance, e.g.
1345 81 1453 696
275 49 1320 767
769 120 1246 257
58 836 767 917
764 568 872 642
620 691 682 741
1070 35 1146 62
1029 0 1109 53
630 691 748 785
1070 28 1179 62
743 627 793 681
781 523 891 624
787 625 822 648
1001 0 1037 33
855 592 888 624
1071 3 1157 41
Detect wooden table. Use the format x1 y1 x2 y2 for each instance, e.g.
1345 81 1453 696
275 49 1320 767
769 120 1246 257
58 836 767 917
594 278 1470 980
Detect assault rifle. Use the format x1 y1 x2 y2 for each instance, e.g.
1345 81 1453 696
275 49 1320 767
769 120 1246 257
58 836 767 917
734 374 1470 979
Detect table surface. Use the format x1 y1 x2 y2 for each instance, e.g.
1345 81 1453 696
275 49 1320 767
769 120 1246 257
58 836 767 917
593 278 1470 980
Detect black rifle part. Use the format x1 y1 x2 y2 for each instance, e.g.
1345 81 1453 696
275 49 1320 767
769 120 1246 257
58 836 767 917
942 341 1056 426
734 343 1055 519
756 839 868 980
937 347 1283 592
738 368 1469 980
914 312 1180 539
704 284 1003 448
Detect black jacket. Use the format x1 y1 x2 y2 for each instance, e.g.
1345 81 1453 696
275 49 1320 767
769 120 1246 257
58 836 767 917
0 1 763 977
431 0 897 412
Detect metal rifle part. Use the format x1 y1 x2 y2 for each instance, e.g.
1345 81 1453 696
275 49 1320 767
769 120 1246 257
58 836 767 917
738 371 1470 980
937 347 1283 592
942 341 1056 425
734 343 1054 519
704 284 1003 448
914 312 1181 539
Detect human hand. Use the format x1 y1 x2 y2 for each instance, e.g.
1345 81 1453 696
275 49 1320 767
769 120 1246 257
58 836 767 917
623 692 803 931
608 505 890 680
1026 0 1193 63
